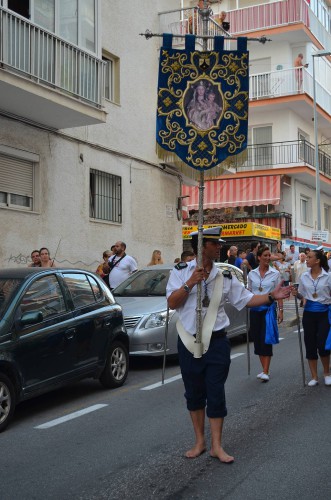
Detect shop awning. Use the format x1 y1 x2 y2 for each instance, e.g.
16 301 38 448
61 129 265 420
182 175 281 210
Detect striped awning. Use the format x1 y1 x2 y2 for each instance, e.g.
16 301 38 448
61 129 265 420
182 175 281 210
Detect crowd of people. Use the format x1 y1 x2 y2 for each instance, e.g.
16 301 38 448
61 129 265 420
28 248 57 268
25 234 331 463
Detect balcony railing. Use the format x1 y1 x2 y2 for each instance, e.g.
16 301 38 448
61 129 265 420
228 0 331 55
0 6 104 107
159 7 230 49
232 139 331 178
250 66 331 117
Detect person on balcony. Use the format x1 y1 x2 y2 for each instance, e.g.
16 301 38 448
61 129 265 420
217 10 230 32
188 1 211 34
294 53 308 91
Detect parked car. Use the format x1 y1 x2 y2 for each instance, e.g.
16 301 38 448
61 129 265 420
113 263 247 357
0 268 129 432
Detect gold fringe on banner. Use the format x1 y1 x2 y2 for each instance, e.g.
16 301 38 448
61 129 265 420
156 143 248 180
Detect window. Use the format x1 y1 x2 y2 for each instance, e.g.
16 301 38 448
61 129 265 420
298 130 310 162
20 276 67 320
300 195 312 225
63 273 97 308
103 52 120 103
87 275 102 301
324 205 331 230
89 169 122 223
0 148 39 212
248 126 272 167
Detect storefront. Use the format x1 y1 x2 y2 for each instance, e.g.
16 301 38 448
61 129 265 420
183 222 281 261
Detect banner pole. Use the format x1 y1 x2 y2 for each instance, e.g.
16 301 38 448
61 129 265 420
243 265 251 375
291 270 306 387
193 1 209 357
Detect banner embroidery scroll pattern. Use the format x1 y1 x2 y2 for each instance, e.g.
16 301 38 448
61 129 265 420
156 39 249 172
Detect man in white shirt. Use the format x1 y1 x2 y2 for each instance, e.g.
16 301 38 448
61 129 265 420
166 227 291 464
285 244 299 265
107 241 137 289
293 253 308 283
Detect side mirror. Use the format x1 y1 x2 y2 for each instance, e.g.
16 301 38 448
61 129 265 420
20 311 43 326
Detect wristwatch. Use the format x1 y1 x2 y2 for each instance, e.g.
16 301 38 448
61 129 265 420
268 292 275 304
183 283 190 293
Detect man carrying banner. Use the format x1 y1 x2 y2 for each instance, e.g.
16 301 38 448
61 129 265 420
166 227 291 463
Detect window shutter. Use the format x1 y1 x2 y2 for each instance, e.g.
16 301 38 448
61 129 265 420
0 154 33 197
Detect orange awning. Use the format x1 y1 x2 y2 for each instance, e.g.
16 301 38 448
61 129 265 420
182 175 281 210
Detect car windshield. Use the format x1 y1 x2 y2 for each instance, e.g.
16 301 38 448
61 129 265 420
0 278 23 317
113 269 171 297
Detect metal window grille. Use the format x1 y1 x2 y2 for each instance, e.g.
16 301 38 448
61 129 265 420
89 169 122 223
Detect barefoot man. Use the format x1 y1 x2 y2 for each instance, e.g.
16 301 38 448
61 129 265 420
166 227 291 463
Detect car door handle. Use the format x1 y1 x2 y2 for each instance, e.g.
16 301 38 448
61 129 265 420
65 328 76 339
103 318 112 327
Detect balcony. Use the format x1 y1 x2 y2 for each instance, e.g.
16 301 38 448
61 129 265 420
249 66 331 138
228 0 331 50
0 6 106 129
232 139 331 179
159 6 230 49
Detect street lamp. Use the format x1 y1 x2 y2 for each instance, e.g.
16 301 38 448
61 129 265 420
312 49 331 231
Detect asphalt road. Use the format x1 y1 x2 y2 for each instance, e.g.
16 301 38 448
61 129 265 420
1 323 330 500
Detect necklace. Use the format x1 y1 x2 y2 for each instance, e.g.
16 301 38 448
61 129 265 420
258 267 268 292
202 279 210 307
310 274 321 299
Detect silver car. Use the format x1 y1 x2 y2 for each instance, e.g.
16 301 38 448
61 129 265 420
112 263 247 357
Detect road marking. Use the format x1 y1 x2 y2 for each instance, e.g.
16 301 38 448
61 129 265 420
231 353 245 360
141 352 245 391
34 404 108 429
141 374 182 390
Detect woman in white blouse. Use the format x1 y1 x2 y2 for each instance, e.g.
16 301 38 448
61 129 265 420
296 249 331 387
248 246 283 382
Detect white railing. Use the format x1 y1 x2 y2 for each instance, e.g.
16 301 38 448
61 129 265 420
158 7 230 49
250 67 331 117
0 6 105 107
228 0 331 52
228 0 310 33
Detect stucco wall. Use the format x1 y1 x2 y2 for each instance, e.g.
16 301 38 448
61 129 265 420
0 0 184 269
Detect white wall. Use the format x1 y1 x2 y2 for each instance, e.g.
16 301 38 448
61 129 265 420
0 0 184 269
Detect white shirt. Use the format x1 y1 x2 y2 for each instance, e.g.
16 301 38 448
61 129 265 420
166 259 253 336
273 261 291 281
108 254 137 288
248 265 281 295
293 260 307 283
285 249 299 265
298 268 331 304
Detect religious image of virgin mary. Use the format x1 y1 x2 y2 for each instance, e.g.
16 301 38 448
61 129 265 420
185 80 222 131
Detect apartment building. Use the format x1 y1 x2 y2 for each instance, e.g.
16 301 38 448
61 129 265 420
160 0 331 251
0 0 184 269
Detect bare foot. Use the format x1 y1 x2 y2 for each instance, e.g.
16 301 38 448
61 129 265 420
210 447 234 463
185 443 206 458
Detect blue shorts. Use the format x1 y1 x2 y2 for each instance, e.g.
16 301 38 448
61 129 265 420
302 310 331 359
177 335 231 418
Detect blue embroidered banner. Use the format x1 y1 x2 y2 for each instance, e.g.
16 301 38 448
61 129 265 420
156 35 249 171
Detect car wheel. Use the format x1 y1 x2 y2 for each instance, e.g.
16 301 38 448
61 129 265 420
99 341 129 389
0 373 16 433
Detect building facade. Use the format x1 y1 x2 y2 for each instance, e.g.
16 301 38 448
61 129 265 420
160 0 331 252
0 0 184 269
